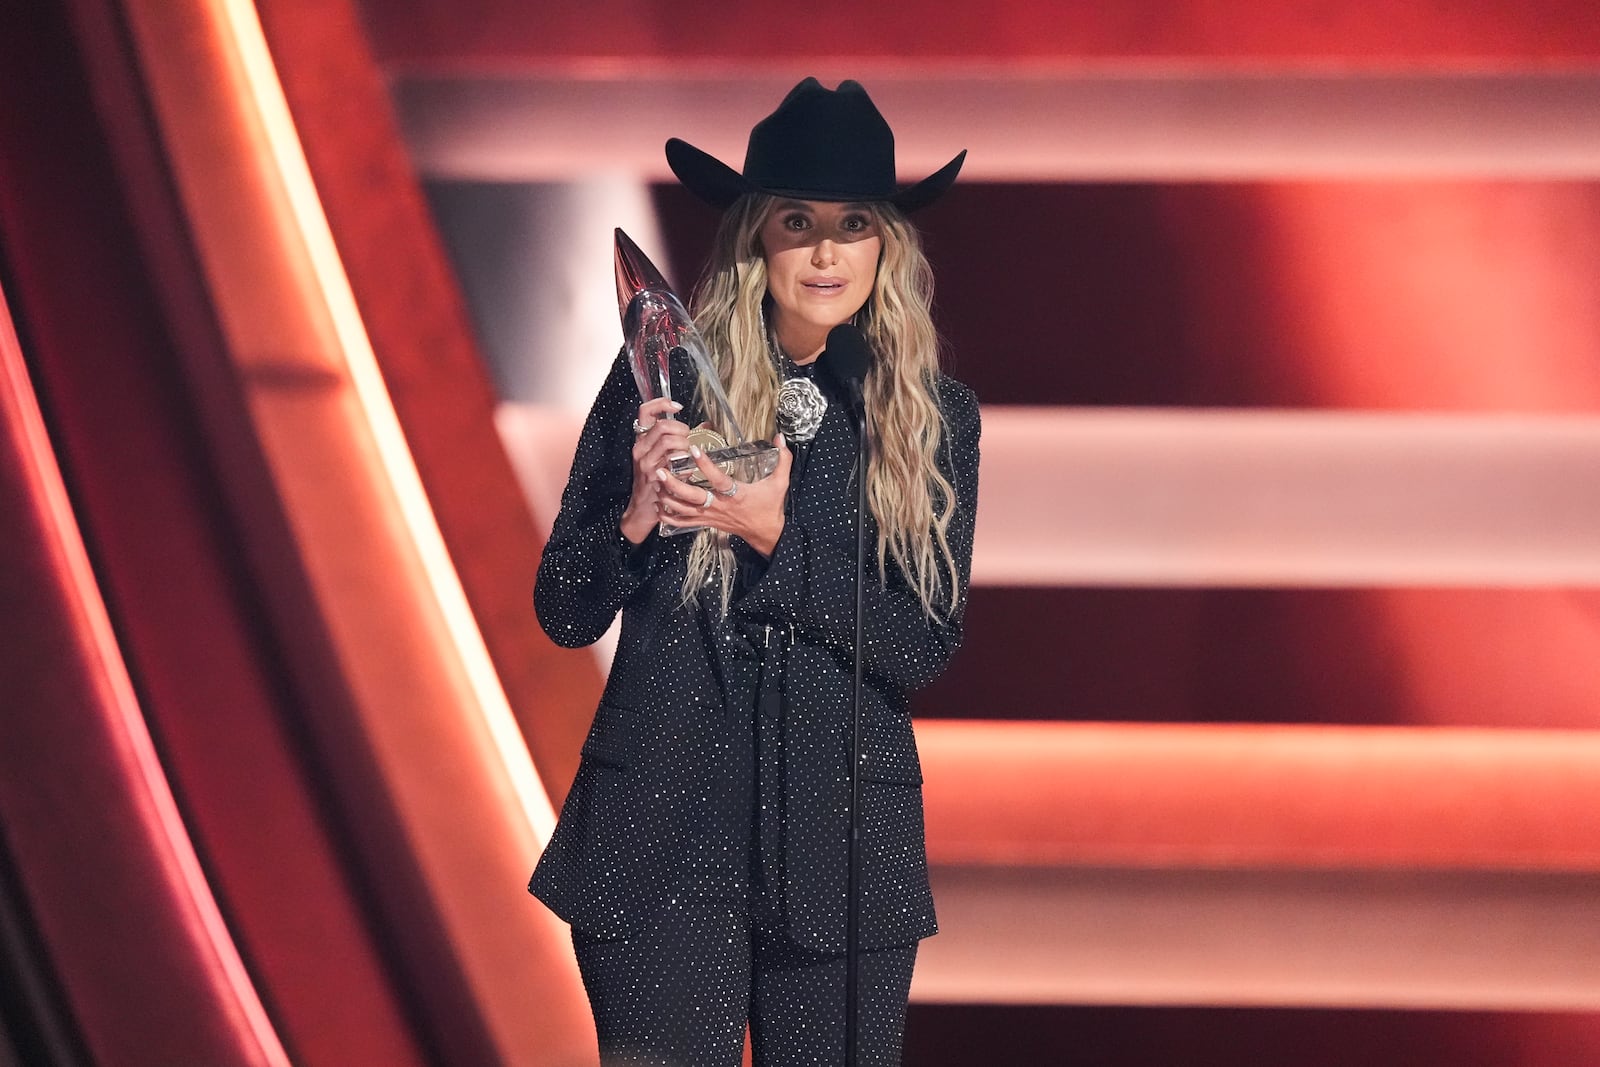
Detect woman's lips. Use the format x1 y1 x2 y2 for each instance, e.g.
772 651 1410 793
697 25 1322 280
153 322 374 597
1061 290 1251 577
801 277 847 293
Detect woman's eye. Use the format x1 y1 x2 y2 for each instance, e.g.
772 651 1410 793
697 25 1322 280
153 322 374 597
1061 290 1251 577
783 214 810 231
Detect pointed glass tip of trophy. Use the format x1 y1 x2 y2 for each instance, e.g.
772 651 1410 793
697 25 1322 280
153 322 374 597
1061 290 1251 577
614 228 673 323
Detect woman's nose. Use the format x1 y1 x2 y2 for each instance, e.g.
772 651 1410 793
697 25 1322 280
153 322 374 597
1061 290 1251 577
811 239 839 266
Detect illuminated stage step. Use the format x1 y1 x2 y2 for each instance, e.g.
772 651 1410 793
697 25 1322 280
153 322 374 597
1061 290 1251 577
916 720 1600 870
912 720 1600 1008
500 404 1600 587
396 73 1600 181
915 863 1600 1009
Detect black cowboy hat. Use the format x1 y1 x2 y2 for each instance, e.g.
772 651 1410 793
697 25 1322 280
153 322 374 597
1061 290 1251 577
665 78 966 213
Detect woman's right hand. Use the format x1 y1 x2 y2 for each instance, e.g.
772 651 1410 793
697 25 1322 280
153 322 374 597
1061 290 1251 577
620 397 689 545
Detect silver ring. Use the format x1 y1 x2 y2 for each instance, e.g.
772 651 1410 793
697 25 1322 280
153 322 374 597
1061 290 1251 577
701 487 715 509
632 418 650 435
718 481 739 498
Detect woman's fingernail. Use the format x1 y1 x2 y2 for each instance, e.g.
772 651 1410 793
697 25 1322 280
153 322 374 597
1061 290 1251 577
689 445 702 458
774 432 786 447
656 468 667 481
670 402 683 411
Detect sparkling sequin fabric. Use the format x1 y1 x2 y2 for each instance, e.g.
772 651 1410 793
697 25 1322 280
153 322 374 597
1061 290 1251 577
573 900 917 1065
528 348 980 1054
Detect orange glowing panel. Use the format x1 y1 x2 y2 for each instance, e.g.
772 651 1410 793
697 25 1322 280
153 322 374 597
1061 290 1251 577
1368 588 1600 730
1246 183 1600 412
917 720 1600 870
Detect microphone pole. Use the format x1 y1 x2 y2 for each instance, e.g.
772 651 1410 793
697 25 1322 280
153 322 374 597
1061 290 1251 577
823 324 871 1067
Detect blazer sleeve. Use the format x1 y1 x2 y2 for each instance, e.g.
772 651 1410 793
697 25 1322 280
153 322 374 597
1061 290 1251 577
732 378 982 689
534 350 654 648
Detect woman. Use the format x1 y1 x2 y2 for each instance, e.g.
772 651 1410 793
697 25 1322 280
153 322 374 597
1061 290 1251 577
530 78 980 1066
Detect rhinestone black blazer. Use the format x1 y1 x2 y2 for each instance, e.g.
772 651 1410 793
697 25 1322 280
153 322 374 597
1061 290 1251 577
528 350 981 954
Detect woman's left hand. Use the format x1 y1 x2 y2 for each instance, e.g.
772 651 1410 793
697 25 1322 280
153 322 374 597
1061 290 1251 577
655 434 793 557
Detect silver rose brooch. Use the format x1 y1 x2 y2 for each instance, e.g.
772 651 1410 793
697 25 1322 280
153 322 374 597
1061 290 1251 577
776 377 827 442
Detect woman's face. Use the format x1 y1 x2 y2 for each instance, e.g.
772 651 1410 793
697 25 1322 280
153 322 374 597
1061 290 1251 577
760 199 882 361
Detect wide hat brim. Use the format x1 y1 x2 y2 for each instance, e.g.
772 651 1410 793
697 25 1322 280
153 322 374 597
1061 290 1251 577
667 138 966 213
664 78 965 213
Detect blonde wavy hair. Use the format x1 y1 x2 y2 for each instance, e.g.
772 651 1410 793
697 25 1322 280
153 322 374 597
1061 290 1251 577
683 193 960 620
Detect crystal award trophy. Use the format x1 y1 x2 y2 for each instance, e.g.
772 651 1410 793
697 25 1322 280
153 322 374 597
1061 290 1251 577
614 228 780 535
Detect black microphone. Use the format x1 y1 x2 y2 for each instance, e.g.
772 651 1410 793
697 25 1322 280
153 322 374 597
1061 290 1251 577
821 323 872 417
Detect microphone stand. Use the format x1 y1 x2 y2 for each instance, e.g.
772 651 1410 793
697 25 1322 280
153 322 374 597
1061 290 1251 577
844 390 867 1067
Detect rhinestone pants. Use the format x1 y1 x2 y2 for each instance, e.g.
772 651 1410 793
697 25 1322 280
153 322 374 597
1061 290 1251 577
573 899 917 1067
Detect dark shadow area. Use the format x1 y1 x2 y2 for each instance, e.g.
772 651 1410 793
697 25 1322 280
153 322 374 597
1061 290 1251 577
911 586 1483 726
0 832 86 1067
905 1004 1599 1067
